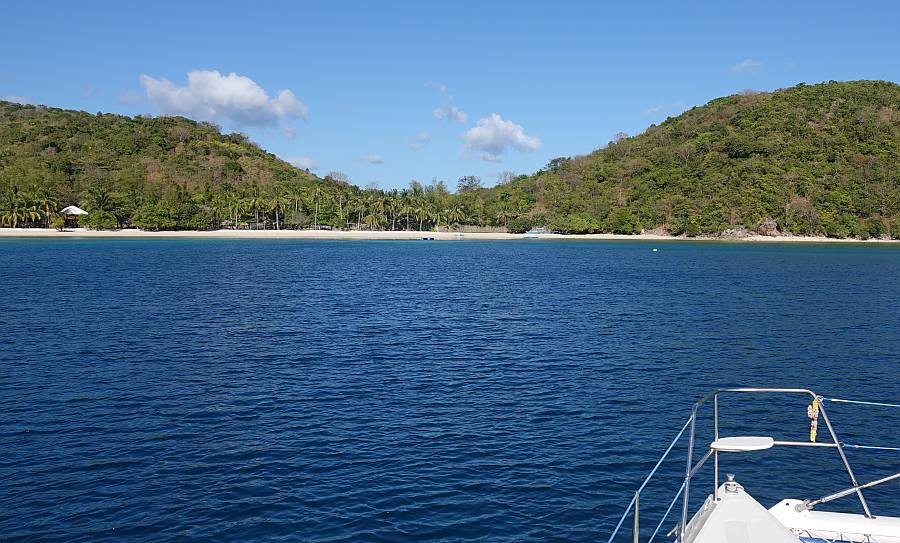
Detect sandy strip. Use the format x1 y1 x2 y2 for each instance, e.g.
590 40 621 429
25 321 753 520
0 227 898 243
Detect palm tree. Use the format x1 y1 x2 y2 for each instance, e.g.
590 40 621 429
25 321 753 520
448 206 466 229
315 188 334 228
1 206 23 227
25 206 41 225
288 184 305 214
1 186 40 227
414 205 428 231
401 201 413 231
243 187 265 229
269 191 288 230
397 190 413 231
367 193 385 230
431 207 443 232
230 196 248 229
208 193 230 229
87 181 115 213
385 191 400 231
35 188 59 228
3 205 40 227
304 185 325 229
363 211 380 229
335 190 345 228
348 193 365 230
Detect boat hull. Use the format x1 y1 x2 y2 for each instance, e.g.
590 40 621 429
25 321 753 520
770 499 900 543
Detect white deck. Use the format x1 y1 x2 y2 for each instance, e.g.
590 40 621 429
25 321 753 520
682 480 798 543
681 480 900 543
605 389 900 543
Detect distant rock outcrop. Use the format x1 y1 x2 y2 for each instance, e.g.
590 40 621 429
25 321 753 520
721 227 753 239
758 220 779 237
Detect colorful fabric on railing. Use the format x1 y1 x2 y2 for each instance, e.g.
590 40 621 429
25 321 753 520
807 398 820 442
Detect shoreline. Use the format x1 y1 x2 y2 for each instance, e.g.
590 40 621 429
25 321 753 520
1 227 899 244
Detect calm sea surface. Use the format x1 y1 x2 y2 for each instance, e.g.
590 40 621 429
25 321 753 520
1 239 899 542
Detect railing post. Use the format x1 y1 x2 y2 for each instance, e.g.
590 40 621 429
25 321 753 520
633 490 639 543
680 410 697 542
713 394 719 501
817 397 873 518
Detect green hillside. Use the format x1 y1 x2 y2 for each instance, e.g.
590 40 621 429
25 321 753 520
2 80 900 238
0 102 337 229
496 80 900 238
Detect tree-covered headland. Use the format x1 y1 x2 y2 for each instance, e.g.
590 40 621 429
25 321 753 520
2 80 899 238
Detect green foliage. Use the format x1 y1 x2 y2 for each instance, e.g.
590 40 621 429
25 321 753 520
507 216 541 234
50 214 64 231
550 213 602 234
81 211 118 230
604 208 642 234
819 211 857 239
131 202 178 230
670 214 701 237
2 80 900 238
480 80 900 238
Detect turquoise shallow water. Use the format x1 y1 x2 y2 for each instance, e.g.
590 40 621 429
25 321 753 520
1 239 898 541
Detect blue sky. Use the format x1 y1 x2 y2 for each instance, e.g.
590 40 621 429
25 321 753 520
2 1 898 190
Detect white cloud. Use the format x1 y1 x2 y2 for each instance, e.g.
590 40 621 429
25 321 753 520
408 131 431 150
118 90 143 105
427 81 468 124
2 95 34 105
425 80 448 94
283 126 297 139
732 58 763 73
285 156 319 170
463 113 541 162
139 69 308 126
433 103 468 123
358 153 384 164
643 105 663 116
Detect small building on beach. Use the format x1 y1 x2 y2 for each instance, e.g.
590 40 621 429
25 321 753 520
59 205 88 227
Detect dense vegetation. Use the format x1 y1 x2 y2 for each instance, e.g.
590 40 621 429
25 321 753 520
0 101 494 231
503 80 900 238
2 80 900 238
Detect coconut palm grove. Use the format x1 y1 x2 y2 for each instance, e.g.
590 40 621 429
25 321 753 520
2 80 900 238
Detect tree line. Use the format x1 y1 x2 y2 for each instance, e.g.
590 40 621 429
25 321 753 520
0 173 526 232
3 80 900 238
0 101 531 232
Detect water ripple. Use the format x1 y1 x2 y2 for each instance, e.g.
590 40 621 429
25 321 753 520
1 239 899 541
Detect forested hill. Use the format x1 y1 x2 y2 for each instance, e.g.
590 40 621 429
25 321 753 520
0 101 335 229
496 80 900 237
0 101 324 194
2 80 900 237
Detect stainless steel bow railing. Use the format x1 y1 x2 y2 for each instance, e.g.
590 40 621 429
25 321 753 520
605 387 880 542
605 416 691 543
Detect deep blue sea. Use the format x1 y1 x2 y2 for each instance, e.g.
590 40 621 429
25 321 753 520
1 239 899 542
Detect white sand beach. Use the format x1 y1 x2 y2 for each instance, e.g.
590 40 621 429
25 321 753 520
1 227 899 243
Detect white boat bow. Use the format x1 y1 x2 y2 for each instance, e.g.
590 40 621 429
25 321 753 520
605 388 900 543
